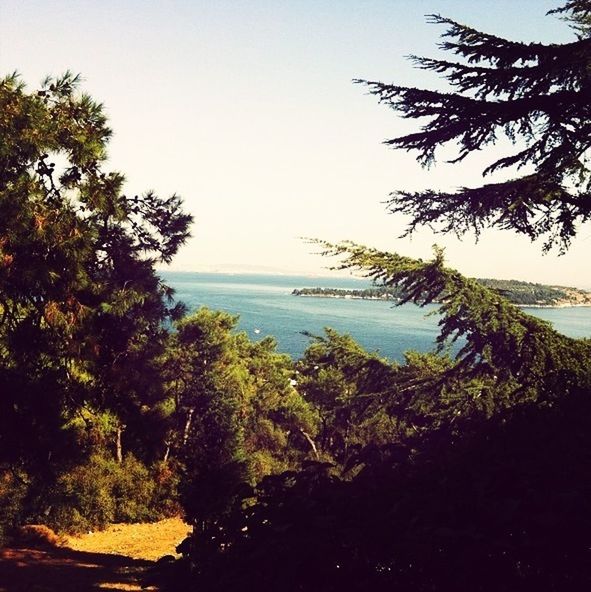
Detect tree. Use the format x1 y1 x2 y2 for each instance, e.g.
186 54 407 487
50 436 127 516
355 1 591 252
296 329 398 467
165 4 591 590
162 308 316 527
313 1 591 417
161 308 321 579
0 72 192 513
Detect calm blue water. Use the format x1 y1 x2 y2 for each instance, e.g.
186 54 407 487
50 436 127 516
160 272 591 362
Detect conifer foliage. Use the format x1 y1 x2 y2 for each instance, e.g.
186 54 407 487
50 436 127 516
166 4 591 591
0 72 192 528
355 1 591 251
311 239 591 404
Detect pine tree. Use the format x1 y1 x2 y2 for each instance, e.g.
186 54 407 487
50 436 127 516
166 4 591 590
355 1 591 251
0 73 192 475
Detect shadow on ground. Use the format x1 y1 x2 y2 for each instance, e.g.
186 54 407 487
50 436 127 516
0 545 155 591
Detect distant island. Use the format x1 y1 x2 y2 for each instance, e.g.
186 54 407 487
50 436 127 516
293 278 591 308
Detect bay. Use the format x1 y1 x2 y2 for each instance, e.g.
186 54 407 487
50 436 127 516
160 272 591 362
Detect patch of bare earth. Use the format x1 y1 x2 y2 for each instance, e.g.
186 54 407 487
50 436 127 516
0 518 190 592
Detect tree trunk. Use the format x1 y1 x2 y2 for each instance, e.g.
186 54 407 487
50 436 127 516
299 428 319 460
182 408 195 446
115 425 123 463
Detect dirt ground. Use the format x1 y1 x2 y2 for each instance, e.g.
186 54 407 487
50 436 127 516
62 518 190 562
0 518 190 592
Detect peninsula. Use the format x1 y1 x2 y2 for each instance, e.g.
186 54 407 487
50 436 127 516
292 279 591 308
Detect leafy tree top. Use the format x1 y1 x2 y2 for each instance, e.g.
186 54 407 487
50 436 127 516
0 72 193 470
0 72 192 333
311 239 591 405
355 1 591 251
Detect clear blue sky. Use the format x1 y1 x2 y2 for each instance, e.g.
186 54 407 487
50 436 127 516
1 1 589 286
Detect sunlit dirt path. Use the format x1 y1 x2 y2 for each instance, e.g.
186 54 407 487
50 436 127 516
0 518 190 592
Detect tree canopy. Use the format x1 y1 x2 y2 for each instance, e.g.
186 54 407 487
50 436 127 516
164 4 591 591
0 72 192 530
355 1 591 251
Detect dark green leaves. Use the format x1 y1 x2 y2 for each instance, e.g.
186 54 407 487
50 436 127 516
309 239 591 403
355 6 591 251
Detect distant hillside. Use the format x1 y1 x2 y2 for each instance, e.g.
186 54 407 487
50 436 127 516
293 278 591 307
475 279 591 307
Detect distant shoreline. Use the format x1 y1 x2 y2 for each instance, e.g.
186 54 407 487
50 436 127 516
292 281 591 309
292 292 591 309
518 303 591 309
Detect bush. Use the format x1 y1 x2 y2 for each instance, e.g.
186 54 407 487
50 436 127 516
48 454 118 533
112 455 156 523
0 469 27 545
12 524 62 548
151 460 183 518
46 453 166 534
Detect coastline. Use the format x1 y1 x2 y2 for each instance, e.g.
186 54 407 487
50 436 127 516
519 302 591 309
292 293 591 309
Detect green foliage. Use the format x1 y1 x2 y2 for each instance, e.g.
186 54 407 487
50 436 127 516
166 3 591 590
354 6 591 251
0 72 192 532
162 308 316 529
46 453 160 533
163 308 250 526
311 240 591 403
296 329 398 467
169 259 591 588
0 71 192 470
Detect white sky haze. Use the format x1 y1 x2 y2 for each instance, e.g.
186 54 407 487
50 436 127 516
1 0 589 286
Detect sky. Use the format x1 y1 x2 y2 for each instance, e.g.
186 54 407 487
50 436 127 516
1 0 589 287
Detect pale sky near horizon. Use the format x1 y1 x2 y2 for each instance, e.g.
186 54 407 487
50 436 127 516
1 1 590 287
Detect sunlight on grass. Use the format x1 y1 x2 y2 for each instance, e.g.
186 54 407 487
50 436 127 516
96 583 155 591
63 518 190 561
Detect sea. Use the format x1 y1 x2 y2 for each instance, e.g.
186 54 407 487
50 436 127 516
160 272 591 362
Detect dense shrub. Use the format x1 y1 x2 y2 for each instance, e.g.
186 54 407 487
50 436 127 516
151 460 183 518
0 470 27 545
46 453 172 534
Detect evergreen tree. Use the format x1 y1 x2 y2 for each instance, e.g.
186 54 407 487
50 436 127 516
162 308 316 527
0 73 191 503
166 4 591 590
296 329 398 467
355 1 591 251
